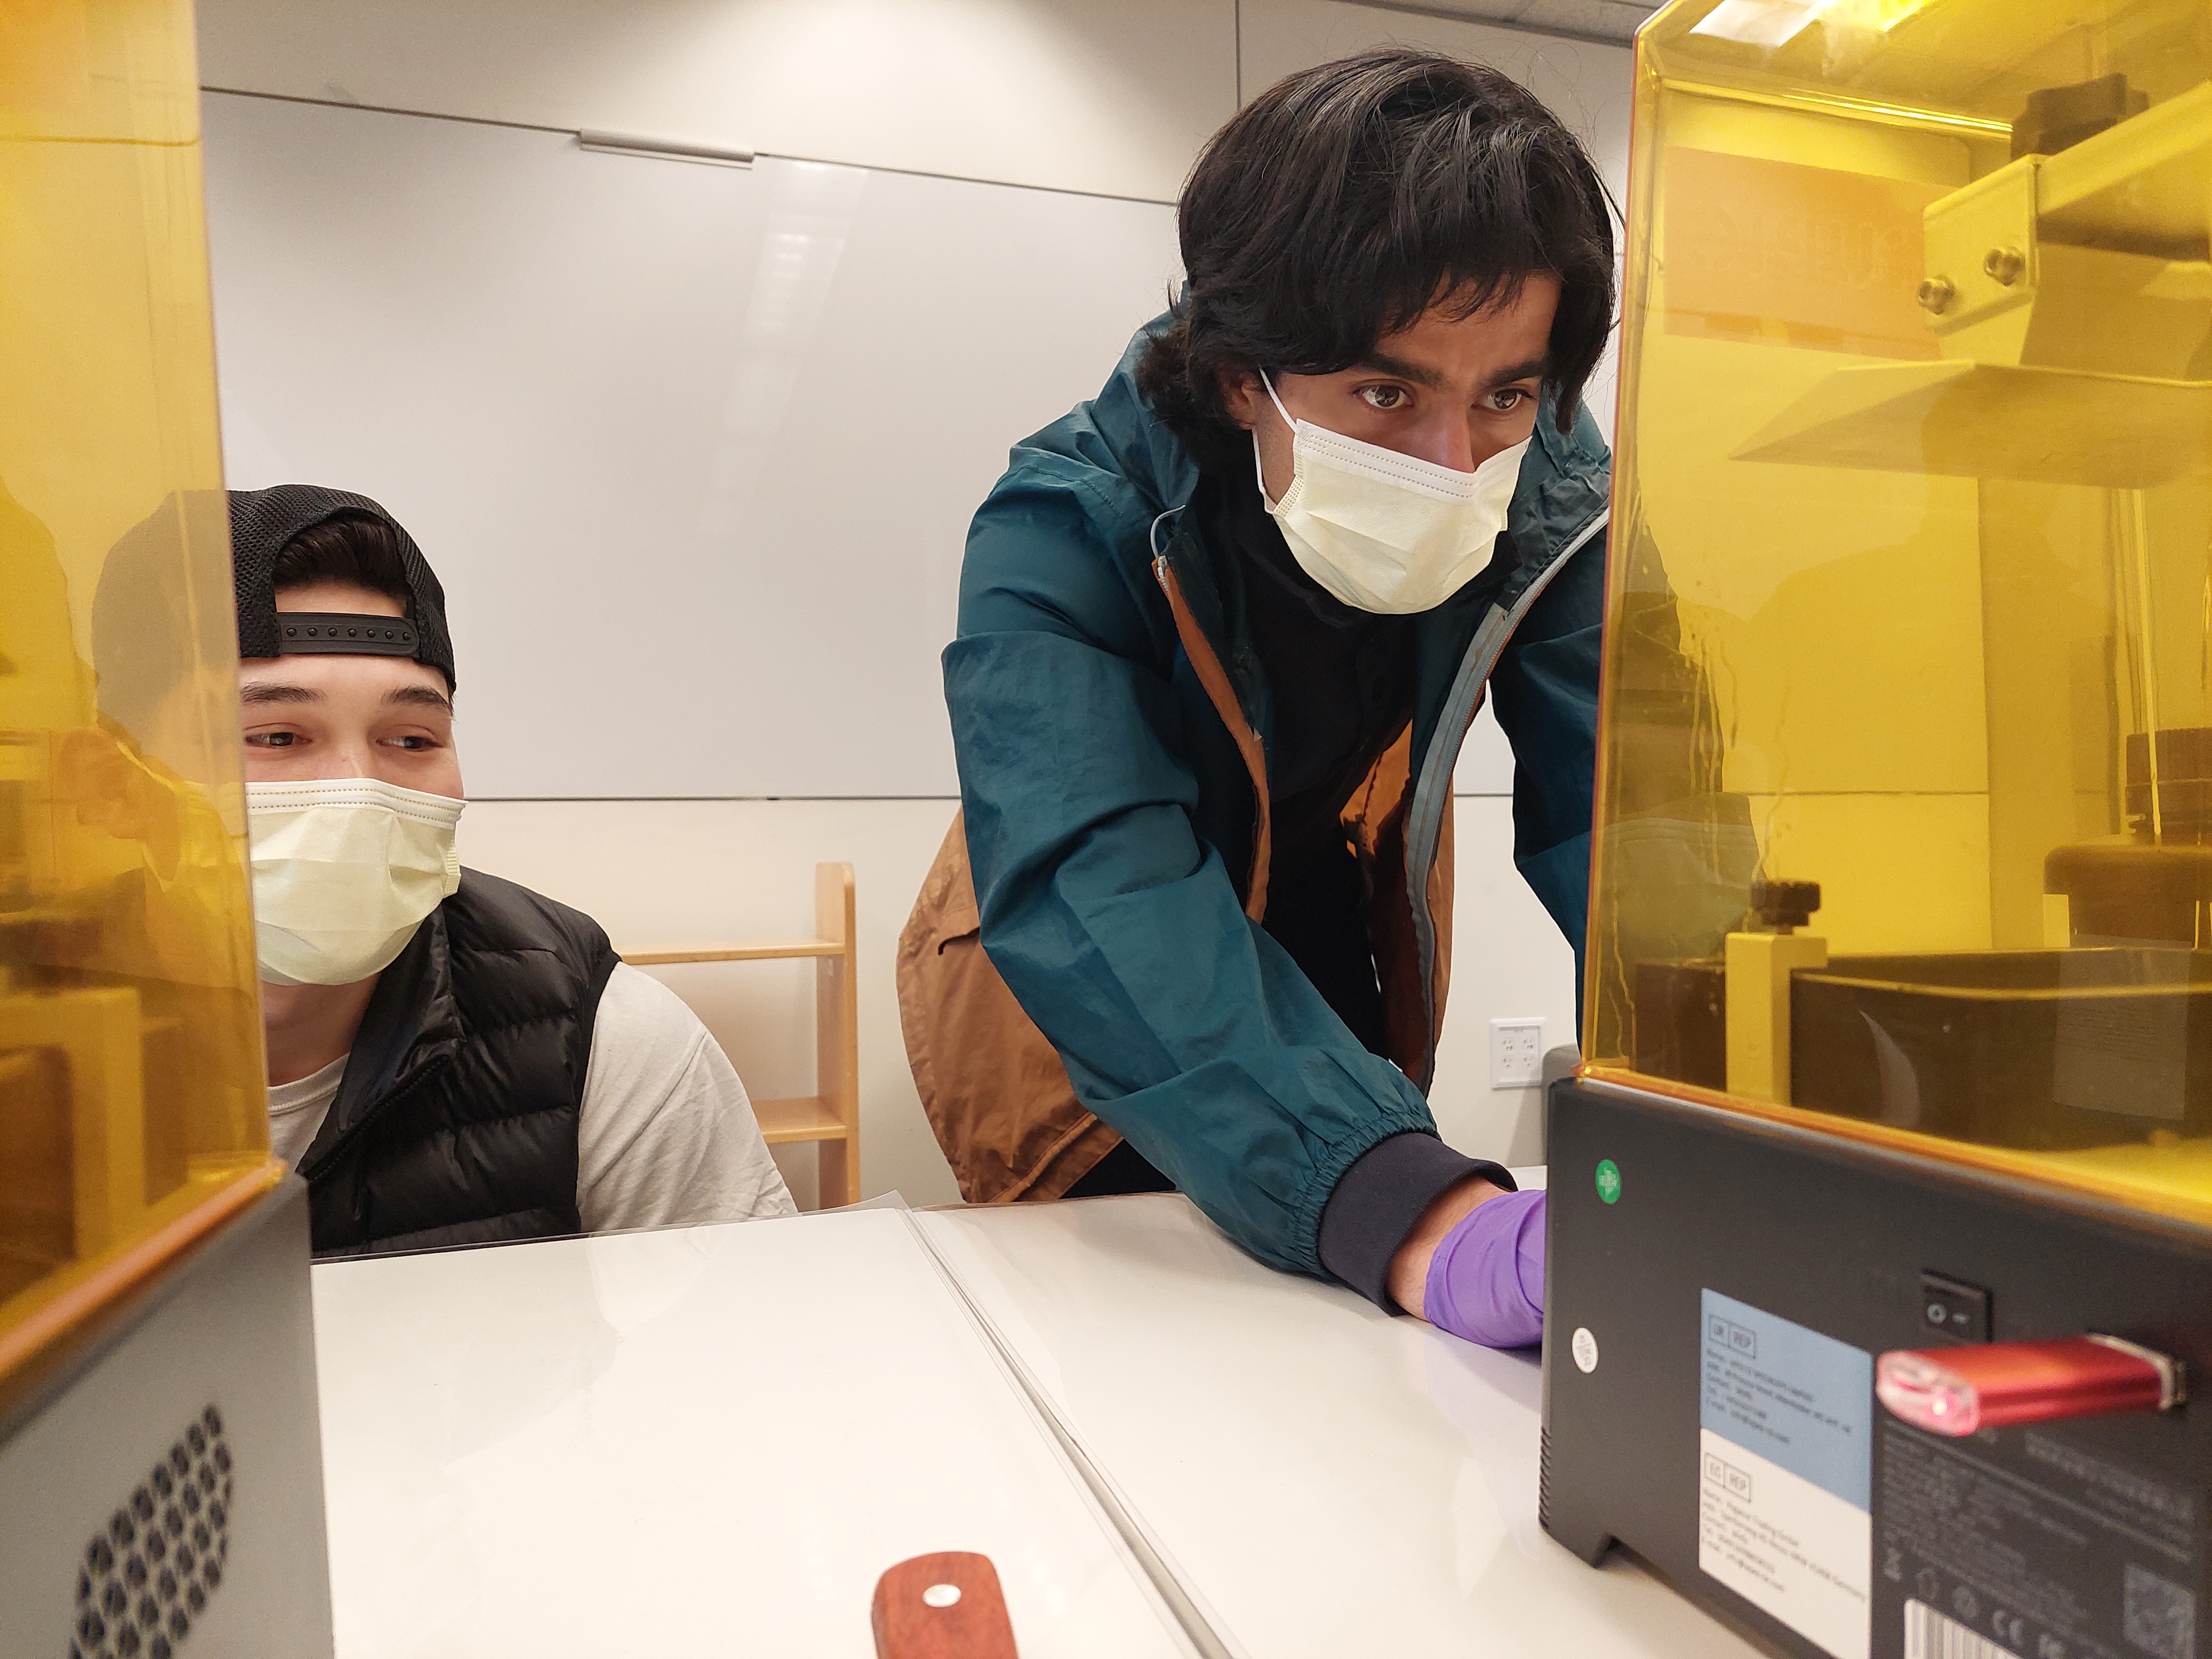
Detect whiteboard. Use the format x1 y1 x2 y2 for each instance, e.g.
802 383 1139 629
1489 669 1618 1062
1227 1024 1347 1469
201 92 1183 798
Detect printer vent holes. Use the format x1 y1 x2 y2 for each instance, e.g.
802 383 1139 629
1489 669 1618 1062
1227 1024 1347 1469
69 1405 231 1659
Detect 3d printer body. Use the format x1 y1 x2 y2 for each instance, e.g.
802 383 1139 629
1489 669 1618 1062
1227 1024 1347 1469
0 3 331 1654
1543 1 2212 1656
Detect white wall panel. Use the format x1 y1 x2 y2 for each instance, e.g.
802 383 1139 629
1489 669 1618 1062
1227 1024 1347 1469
195 0 1235 202
203 92 1183 798
1427 793 1580 1165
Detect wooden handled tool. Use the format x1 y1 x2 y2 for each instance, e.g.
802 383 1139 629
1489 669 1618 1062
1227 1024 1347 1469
871 1550 1019 1658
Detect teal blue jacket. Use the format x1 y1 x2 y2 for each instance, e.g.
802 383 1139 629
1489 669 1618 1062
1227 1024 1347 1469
947 321 1610 1276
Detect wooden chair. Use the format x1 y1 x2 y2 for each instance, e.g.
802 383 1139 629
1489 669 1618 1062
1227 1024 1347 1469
617 862 859 1209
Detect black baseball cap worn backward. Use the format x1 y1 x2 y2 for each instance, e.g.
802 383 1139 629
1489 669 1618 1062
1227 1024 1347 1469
228 484 456 691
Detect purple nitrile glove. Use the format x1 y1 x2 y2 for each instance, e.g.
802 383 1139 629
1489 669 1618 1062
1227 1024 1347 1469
1423 1188 1546 1348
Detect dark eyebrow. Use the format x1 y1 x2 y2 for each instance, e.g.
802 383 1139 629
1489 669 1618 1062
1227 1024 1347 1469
1350 351 1551 394
1484 355 1550 390
1351 349 1447 391
386 686 454 714
239 683 321 707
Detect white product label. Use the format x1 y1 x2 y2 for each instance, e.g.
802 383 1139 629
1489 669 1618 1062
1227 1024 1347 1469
1571 1327 1598 1373
1698 1291 1872 1659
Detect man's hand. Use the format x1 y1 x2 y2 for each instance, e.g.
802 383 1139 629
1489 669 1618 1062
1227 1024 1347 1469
1387 1178 1548 1348
1386 1176 1504 1318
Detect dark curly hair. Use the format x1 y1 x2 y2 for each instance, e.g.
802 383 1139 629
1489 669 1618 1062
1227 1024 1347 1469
1138 47 1616 473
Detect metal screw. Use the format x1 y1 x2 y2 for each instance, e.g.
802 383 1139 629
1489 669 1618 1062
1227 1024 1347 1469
1915 275 1955 313
1982 245 2026 285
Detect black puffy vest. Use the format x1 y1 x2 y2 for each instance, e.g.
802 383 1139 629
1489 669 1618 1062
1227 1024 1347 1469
299 869 619 1256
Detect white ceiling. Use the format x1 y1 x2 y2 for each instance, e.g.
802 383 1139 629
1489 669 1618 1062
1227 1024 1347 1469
1361 0 1662 45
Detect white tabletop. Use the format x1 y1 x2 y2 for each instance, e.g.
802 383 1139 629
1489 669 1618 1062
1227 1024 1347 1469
310 1207 1196 1657
918 1190 1765 1659
311 1191 1763 1658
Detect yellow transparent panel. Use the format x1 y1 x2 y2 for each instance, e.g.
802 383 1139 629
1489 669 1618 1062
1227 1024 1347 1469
0 0 275 1377
1589 0 2212 1222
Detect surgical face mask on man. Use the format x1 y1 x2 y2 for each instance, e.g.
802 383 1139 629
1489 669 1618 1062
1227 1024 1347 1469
1255 371 1529 615
246 777 464 986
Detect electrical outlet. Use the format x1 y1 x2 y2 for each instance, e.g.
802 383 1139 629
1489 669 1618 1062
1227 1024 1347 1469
1490 1018 1545 1089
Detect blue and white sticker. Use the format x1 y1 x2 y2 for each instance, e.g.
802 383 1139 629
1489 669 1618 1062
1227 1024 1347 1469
1699 1290 1872 1659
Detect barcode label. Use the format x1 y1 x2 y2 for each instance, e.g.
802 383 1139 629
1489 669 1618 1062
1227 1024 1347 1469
1904 1599 2012 1659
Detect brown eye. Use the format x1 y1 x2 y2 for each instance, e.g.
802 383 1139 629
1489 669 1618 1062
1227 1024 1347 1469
1358 385 1406 410
1487 388 1529 413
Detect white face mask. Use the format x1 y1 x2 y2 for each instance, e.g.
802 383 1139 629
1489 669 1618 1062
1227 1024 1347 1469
246 777 465 987
1255 371 1530 615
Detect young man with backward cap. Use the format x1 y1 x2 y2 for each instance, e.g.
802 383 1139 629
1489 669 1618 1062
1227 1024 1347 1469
898 49 1612 1347
155 486 793 1252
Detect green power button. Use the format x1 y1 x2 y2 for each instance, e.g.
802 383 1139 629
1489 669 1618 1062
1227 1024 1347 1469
1595 1159 1622 1204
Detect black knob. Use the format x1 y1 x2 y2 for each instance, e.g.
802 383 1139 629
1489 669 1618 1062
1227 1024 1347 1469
1750 879 1822 930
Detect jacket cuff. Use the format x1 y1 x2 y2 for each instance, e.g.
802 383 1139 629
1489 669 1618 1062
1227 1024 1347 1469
1316 1132 1516 1311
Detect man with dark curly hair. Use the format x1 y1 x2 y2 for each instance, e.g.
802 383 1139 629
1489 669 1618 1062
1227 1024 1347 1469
898 48 1614 1348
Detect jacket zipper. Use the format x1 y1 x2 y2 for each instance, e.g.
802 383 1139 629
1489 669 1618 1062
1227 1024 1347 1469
1402 505 1611 1076
297 1050 457 1185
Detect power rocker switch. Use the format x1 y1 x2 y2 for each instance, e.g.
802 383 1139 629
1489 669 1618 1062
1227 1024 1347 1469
1875 1336 2185 1438
1918 1271 1991 1344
